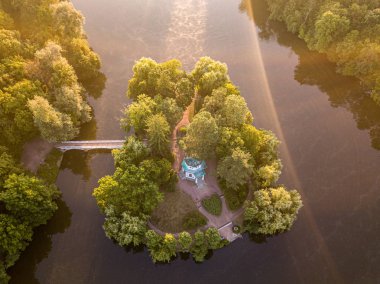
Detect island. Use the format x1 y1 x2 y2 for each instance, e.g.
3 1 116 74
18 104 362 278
93 57 303 263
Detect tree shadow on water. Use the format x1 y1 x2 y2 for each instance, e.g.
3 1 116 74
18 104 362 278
60 150 93 181
240 0 380 150
82 71 107 100
8 198 72 284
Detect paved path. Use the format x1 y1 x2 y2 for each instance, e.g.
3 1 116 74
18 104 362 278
178 159 243 242
55 140 125 151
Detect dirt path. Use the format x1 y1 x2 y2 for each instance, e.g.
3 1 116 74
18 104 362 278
172 105 190 172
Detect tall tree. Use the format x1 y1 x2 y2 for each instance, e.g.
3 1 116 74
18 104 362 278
244 187 303 235
191 57 230 97
103 206 148 247
190 231 208 262
182 111 219 160
0 174 59 227
178 231 193 253
122 94 156 134
93 165 163 216
0 214 33 268
146 113 170 155
28 96 78 142
217 147 254 189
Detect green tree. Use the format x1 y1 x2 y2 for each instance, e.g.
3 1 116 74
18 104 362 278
202 87 228 116
314 11 350 51
0 261 9 283
219 95 251 128
0 147 22 187
256 130 280 167
255 159 282 188
182 111 219 160
50 2 84 39
0 214 33 268
53 85 91 125
190 231 208 262
205 227 224 249
244 187 303 235
216 127 245 159
0 10 14 30
103 206 148 247
241 124 261 160
146 113 170 155
217 147 254 189
154 96 183 128
0 29 22 59
140 158 176 189
145 230 177 263
28 96 79 142
191 57 230 97
93 165 163 216
127 58 186 100
178 231 193 253
122 94 156 134
175 77 193 108
0 174 59 227
0 80 40 147
113 136 149 167
64 38 101 81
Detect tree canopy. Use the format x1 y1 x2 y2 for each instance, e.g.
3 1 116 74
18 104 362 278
0 1 102 280
181 111 219 160
244 187 303 235
242 0 380 105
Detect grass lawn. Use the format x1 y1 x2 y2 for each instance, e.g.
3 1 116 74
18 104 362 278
151 188 202 233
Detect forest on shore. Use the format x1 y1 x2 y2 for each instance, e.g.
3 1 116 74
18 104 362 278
260 0 380 105
0 0 102 282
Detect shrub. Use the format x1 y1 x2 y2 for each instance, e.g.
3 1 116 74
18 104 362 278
201 194 222 216
178 126 188 137
182 211 207 230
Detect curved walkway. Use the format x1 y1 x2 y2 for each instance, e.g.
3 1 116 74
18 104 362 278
178 159 243 242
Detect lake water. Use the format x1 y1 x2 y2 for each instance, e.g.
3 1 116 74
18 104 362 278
10 0 380 283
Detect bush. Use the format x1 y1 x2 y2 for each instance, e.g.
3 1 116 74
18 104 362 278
201 194 222 216
219 178 248 211
177 126 187 137
182 211 207 230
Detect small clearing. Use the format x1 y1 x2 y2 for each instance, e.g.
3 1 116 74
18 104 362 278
150 188 202 233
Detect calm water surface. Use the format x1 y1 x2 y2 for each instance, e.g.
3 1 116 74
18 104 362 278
10 0 380 283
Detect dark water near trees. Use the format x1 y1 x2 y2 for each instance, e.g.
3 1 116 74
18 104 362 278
10 0 380 283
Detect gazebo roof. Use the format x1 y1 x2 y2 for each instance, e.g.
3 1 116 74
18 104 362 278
181 158 206 174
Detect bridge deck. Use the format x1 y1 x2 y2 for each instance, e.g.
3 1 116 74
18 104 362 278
55 140 125 151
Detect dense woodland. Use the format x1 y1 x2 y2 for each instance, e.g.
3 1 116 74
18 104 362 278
94 57 302 263
0 0 102 282
259 0 380 105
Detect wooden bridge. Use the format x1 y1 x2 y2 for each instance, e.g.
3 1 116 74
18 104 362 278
55 140 125 151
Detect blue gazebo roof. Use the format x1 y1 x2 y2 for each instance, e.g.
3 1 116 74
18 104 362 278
181 158 206 175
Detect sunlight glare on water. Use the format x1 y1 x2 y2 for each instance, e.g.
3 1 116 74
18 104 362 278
245 1 342 282
165 0 207 69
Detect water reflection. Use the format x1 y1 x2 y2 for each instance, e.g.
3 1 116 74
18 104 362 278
82 71 107 99
240 0 380 150
60 150 93 181
8 199 72 284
